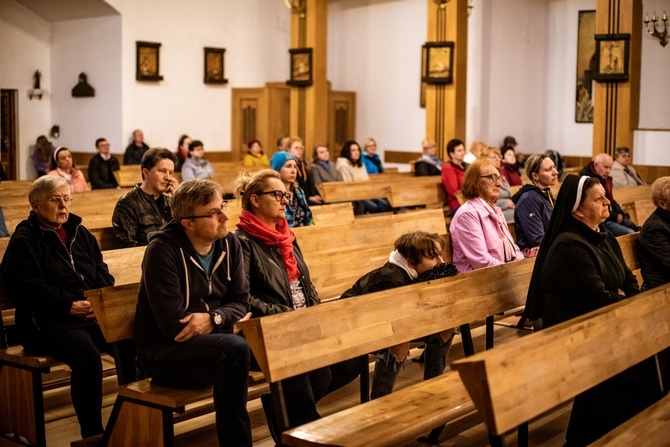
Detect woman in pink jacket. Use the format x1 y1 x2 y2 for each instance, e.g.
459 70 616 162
47 147 90 192
450 158 523 272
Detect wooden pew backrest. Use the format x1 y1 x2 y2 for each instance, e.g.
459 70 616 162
452 283 670 437
239 256 536 383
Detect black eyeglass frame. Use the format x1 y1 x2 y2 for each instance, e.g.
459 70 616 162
256 190 291 202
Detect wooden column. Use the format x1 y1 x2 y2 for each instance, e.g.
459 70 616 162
425 0 468 161
592 0 642 158
289 0 328 151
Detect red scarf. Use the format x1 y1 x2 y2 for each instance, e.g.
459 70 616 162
237 210 300 280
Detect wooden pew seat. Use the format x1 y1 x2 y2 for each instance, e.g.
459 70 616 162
283 371 474 447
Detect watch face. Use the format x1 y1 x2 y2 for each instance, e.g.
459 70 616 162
213 313 223 326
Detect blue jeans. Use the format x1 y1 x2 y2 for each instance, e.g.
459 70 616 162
604 219 637 236
370 332 454 399
137 334 252 447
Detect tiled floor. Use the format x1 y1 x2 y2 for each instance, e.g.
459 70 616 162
0 321 573 447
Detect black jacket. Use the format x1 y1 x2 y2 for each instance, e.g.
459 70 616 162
415 161 441 176
234 227 319 317
135 222 250 352
341 262 410 298
112 184 172 247
1 212 114 347
638 207 670 292
124 142 149 165
88 153 120 190
539 218 639 328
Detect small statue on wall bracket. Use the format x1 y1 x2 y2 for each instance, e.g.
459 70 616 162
72 72 95 97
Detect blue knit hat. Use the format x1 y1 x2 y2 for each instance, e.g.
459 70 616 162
270 151 297 172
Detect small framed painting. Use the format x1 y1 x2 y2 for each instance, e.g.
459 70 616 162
136 41 163 82
287 48 313 87
204 47 228 84
593 34 630 82
421 41 454 85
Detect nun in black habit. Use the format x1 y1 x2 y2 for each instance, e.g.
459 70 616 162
524 174 662 446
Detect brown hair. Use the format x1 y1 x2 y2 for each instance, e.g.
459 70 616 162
171 180 223 221
394 231 444 267
461 158 496 200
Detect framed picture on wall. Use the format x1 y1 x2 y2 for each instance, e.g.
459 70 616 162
575 10 595 123
136 41 163 81
421 41 454 85
204 47 228 84
593 34 630 82
287 48 313 87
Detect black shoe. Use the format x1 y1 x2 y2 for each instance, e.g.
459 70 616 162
261 393 281 444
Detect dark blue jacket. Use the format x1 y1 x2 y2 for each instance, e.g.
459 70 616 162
513 185 554 251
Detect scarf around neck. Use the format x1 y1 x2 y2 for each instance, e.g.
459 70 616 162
237 210 300 280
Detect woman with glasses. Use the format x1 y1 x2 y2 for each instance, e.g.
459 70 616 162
47 146 89 192
232 169 365 440
1 176 114 439
270 151 314 227
449 158 523 272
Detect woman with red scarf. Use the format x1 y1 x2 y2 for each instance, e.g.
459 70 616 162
233 169 365 440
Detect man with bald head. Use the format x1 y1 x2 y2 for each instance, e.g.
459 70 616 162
580 153 638 235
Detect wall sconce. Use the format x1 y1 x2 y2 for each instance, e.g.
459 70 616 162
644 11 669 47
432 0 474 17
28 69 46 100
284 0 305 18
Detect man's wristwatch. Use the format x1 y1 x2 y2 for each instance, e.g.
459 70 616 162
209 311 223 327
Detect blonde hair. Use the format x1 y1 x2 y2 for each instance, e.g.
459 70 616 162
233 169 282 211
479 146 501 159
651 176 670 208
422 139 437 152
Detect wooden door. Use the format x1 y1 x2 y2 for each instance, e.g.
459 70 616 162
0 90 17 180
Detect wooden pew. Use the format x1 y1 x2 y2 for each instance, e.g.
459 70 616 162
239 257 536 447
317 176 446 208
452 282 670 446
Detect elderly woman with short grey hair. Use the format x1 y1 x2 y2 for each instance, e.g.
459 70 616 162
1 175 114 440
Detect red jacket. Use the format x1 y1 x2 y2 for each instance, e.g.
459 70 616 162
441 161 466 211
501 163 522 186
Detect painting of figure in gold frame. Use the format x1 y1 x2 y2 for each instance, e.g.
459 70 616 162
422 42 454 85
204 47 228 84
136 41 163 82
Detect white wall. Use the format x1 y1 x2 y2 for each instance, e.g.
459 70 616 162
545 0 595 157
117 0 291 153
328 0 427 157
0 0 52 179
635 0 670 165
51 15 122 155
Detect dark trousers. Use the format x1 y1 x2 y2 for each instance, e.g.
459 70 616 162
565 357 662 446
137 334 252 447
371 332 454 399
28 325 107 438
256 355 366 428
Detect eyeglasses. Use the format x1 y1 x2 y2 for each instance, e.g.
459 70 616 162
181 202 229 220
480 174 502 183
45 196 73 204
257 190 291 202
